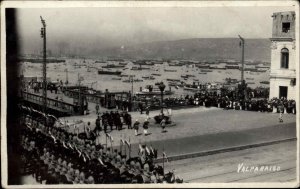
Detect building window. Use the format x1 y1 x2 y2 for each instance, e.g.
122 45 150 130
282 22 290 33
281 48 289 69
279 86 288 99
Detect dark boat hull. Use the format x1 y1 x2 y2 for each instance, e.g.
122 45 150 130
98 70 121 75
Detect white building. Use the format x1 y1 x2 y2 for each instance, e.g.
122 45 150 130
269 11 297 100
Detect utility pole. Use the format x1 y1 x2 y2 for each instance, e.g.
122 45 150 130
40 16 47 117
78 73 82 114
238 35 246 101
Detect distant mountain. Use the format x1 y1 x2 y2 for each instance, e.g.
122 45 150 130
100 38 271 62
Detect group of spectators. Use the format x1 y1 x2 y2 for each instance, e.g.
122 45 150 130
127 92 296 114
20 111 183 184
192 94 296 114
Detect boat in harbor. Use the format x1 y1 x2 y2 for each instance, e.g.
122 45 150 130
142 76 155 80
166 78 181 82
112 77 121 80
186 74 195 77
199 72 207 74
200 69 213 72
133 79 144 82
95 60 106 63
183 84 201 91
181 75 189 78
168 62 184 67
119 62 128 66
102 64 125 68
98 69 122 75
164 69 177 72
152 73 161 76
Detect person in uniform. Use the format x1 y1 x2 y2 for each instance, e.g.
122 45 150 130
95 116 102 133
143 119 149 136
126 112 132 129
133 119 140 136
145 106 150 119
279 103 284 122
160 118 166 133
95 103 100 115
108 111 114 131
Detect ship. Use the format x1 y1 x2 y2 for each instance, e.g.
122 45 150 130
142 76 155 80
200 69 213 72
131 66 150 70
164 69 177 72
166 78 181 82
102 64 125 68
111 77 121 80
152 73 162 76
95 60 106 63
183 84 201 91
98 69 122 75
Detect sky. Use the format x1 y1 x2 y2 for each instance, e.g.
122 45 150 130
15 6 295 55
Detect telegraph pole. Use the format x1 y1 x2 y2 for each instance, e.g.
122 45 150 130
40 16 47 117
238 35 246 101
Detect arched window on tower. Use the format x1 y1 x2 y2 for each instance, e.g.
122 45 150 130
281 48 289 69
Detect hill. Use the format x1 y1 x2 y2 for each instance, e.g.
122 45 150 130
100 38 271 62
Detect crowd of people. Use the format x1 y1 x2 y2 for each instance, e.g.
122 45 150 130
19 106 183 184
125 92 296 115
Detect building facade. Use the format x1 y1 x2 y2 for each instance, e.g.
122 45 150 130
269 11 297 100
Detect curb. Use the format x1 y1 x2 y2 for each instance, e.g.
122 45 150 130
153 137 297 163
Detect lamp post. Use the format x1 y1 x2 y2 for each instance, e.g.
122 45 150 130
158 82 166 114
129 75 134 111
65 68 69 85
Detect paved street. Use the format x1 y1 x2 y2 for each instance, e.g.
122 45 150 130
164 141 297 183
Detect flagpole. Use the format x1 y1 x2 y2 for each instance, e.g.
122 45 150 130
125 141 127 158
105 134 108 151
120 134 122 155
111 140 113 153
129 137 131 158
163 146 165 175
120 135 123 155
